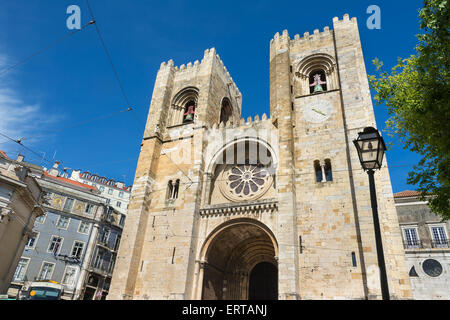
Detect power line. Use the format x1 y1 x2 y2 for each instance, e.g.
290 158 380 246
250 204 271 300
0 21 95 78
84 0 144 126
0 131 56 166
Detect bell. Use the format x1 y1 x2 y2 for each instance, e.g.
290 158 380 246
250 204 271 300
314 84 324 92
184 105 195 122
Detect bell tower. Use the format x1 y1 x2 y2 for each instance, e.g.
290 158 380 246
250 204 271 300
108 48 242 300
269 14 411 299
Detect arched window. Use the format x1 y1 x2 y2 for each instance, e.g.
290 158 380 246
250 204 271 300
167 180 173 200
314 160 322 182
167 179 180 201
173 179 180 199
324 159 333 182
309 69 327 94
220 98 233 125
170 87 199 126
295 53 337 96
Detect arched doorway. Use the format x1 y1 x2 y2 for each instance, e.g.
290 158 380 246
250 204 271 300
249 262 278 300
200 220 278 300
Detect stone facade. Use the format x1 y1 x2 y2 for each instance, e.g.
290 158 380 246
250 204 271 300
395 191 450 300
108 15 412 300
0 152 44 294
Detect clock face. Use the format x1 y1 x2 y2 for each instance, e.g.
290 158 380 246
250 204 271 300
304 100 332 123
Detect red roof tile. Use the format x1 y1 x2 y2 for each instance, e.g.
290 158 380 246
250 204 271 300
393 190 422 198
0 150 9 159
44 171 97 191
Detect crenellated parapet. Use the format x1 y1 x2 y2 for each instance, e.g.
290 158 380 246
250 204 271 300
157 48 241 101
205 113 272 131
270 14 357 53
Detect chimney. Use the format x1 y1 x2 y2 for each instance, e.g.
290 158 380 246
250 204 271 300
48 161 60 177
16 154 24 162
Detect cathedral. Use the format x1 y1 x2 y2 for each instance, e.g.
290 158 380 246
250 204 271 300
108 14 412 300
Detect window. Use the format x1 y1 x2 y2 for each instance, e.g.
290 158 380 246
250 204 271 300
170 87 199 126
85 204 94 215
403 228 420 248
62 266 77 286
351 252 357 267
220 98 233 125
324 159 333 182
108 189 113 195
106 199 110 205
113 235 121 251
409 266 419 277
116 201 121 208
100 228 110 244
35 213 46 224
63 198 75 212
39 262 55 280
71 241 85 259
422 259 443 277
56 215 70 229
78 221 90 234
99 186 105 192
13 258 30 282
430 226 448 248
119 191 124 198
314 160 332 183
309 69 327 94
48 236 63 255
167 179 180 201
108 259 116 274
314 160 322 182
26 233 39 249
119 215 125 227
94 251 104 269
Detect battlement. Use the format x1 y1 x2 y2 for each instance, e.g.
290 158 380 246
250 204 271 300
206 113 272 131
158 48 241 99
270 14 357 48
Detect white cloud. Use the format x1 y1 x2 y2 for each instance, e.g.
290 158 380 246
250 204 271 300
0 54 58 155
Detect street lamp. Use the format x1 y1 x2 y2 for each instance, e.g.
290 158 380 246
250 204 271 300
353 126 390 300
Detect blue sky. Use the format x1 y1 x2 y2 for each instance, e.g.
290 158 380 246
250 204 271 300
0 0 423 191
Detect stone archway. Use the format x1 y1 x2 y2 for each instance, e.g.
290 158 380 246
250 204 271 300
200 220 278 300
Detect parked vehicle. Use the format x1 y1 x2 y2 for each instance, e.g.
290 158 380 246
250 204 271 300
17 281 64 300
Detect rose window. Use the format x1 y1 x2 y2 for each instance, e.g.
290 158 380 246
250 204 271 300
219 164 272 202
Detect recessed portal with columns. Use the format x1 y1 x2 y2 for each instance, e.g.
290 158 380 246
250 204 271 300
197 219 278 300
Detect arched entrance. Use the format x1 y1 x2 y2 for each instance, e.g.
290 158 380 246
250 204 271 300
200 220 278 300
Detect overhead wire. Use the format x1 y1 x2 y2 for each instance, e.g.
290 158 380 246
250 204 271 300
0 20 95 78
84 0 144 127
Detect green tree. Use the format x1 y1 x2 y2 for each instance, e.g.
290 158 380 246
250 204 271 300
369 0 449 219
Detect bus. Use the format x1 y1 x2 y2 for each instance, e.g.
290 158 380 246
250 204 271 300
17 281 64 300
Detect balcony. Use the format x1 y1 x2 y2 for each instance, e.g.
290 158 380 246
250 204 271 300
403 238 449 250
89 265 113 278
403 240 423 250
431 238 449 249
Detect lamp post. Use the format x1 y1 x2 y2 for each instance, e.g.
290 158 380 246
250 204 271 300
353 126 390 300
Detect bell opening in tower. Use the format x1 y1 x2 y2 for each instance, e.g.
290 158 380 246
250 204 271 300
309 69 327 94
183 100 196 123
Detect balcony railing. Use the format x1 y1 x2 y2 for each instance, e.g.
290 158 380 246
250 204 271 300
403 239 449 250
431 238 449 248
403 240 423 249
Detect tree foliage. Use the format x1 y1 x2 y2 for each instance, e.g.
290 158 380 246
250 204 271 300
369 0 449 219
